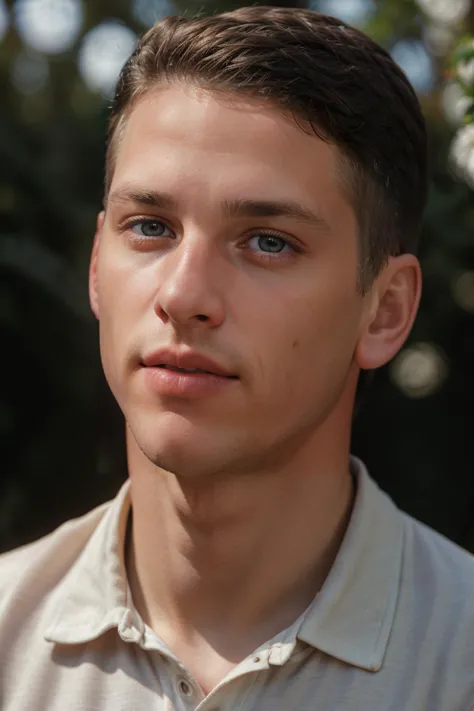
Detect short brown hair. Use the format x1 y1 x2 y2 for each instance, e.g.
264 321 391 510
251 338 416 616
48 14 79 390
107 6 428 292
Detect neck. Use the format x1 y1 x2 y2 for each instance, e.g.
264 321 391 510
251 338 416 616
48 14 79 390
125 430 355 670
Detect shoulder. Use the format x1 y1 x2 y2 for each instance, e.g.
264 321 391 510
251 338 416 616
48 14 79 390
390 513 474 707
0 500 115 708
396 510 474 661
404 511 474 589
0 501 110 615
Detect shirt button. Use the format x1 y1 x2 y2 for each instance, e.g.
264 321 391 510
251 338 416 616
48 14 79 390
177 677 193 697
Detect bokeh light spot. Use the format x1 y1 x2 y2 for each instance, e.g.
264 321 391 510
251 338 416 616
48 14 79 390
390 343 448 398
78 20 137 98
0 0 9 42
423 22 455 57
133 0 175 27
441 82 472 126
314 0 375 26
453 271 474 313
450 123 474 187
11 50 49 94
14 0 83 55
391 39 435 94
417 0 470 26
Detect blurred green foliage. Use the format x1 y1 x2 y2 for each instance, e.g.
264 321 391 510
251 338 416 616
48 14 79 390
0 0 473 553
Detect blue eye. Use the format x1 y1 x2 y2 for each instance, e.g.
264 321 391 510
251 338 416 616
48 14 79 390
248 233 291 254
131 220 171 237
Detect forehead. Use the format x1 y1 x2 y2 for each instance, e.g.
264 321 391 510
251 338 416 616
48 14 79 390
110 85 354 226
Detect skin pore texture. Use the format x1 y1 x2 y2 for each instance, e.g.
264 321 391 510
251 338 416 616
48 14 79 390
89 84 421 694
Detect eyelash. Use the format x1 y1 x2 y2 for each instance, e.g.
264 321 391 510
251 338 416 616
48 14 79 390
121 217 302 260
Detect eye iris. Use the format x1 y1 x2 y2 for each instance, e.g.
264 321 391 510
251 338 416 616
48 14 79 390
258 235 285 253
141 221 165 237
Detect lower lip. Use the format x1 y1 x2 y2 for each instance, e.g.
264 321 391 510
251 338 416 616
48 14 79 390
141 366 238 398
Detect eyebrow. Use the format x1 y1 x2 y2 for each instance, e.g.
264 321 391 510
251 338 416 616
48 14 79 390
107 187 177 211
107 187 331 233
221 198 331 233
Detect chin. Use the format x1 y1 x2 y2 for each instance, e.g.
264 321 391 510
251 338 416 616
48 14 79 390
127 412 245 479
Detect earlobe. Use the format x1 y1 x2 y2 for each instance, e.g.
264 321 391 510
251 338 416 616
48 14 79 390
355 254 422 371
89 211 105 320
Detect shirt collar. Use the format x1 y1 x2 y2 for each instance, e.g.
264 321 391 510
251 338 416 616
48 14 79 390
44 458 404 672
44 481 144 645
297 457 404 672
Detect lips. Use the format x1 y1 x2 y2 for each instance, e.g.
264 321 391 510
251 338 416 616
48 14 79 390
159 364 214 374
140 348 238 399
141 349 237 379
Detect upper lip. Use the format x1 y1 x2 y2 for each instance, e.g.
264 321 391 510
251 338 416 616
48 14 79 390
141 348 237 378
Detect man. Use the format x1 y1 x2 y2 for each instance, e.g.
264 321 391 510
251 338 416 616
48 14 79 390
1 6 473 710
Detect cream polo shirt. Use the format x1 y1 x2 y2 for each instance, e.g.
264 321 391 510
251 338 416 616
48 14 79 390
1 458 474 711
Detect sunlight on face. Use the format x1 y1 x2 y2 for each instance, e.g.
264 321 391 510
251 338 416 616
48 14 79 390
93 85 365 478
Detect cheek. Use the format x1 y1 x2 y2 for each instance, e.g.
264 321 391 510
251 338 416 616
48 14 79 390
97 246 152 326
96 250 151 381
247 272 362 398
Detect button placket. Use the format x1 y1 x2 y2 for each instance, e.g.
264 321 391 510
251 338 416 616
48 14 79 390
192 650 269 710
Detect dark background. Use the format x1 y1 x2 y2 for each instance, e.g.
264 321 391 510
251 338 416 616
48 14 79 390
1 0 473 553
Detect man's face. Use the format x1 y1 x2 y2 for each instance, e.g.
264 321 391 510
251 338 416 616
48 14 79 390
92 85 367 478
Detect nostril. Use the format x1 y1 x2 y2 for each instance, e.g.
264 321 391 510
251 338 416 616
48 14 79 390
195 314 209 322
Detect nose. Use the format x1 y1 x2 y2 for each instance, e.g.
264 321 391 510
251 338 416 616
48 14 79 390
153 235 226 329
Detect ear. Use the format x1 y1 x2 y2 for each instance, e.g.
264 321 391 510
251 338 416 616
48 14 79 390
89 211 105 320
355 254 422 370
